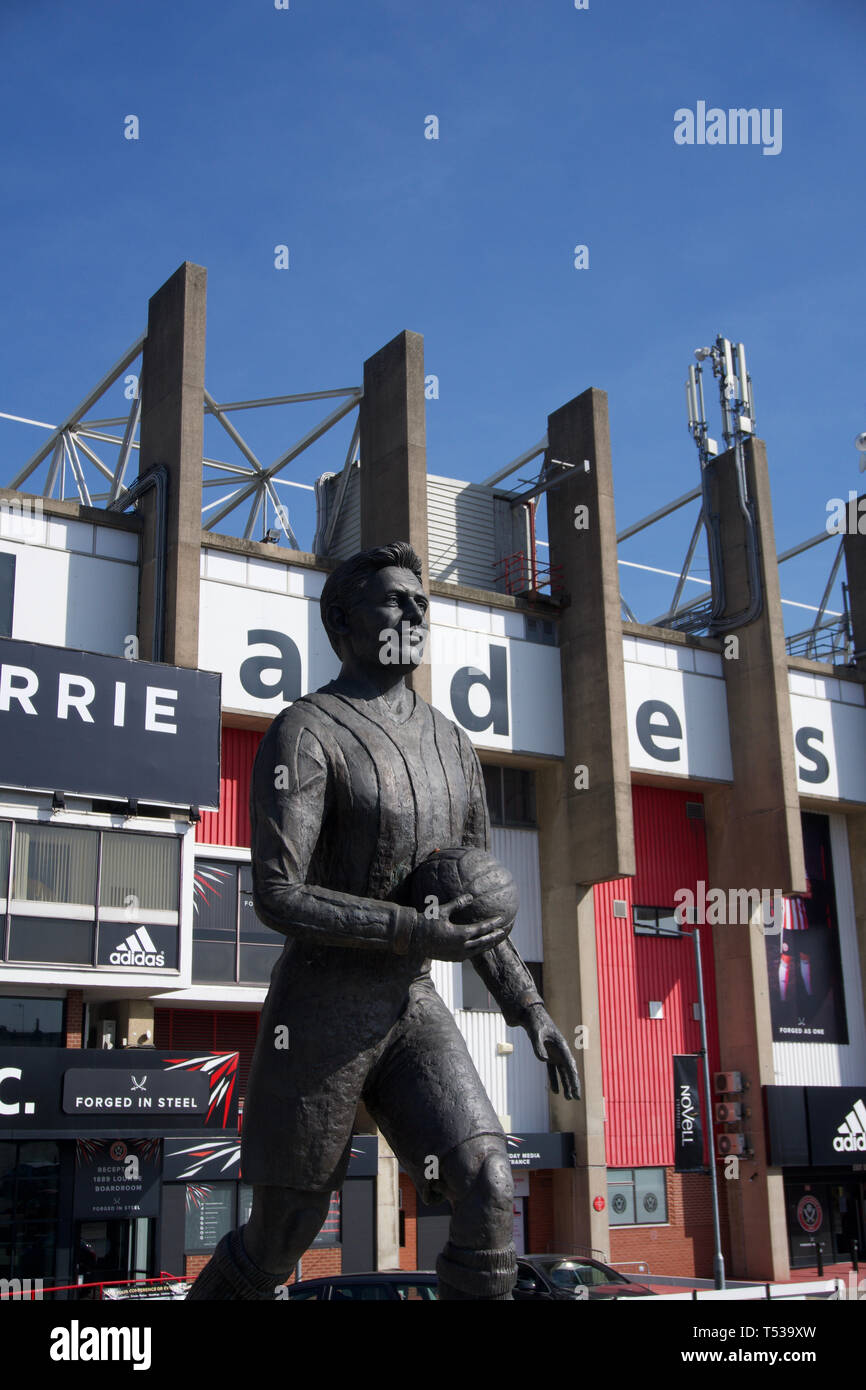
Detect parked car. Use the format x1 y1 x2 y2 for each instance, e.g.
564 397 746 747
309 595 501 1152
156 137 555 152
284 1257 651 1301
514 1255 653 1300
285 1270 438 1300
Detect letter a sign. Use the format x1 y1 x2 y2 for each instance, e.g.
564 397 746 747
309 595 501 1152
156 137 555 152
673 1055 704 1172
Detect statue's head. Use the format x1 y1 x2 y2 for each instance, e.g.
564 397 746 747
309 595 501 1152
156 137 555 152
320 541 428 670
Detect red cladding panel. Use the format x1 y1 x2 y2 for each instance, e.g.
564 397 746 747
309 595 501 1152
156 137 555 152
596 786 720 1168
154 1008 260 1097
197 728 263 848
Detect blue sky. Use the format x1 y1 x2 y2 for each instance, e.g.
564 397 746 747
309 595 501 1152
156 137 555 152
1 0 864 630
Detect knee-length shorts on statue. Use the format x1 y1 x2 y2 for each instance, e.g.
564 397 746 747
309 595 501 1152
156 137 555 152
241 969 504 1202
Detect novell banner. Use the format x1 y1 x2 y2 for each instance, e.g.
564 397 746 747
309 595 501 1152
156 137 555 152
0 635 221 808
673 1055 705 1172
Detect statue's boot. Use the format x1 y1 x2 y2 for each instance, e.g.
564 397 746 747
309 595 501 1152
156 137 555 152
185 1228 283 1301
436 1242 516 1301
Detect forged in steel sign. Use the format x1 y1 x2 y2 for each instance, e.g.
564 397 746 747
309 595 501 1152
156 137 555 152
0 1048 239 1136
0 636 221 808
63 1068 209 1116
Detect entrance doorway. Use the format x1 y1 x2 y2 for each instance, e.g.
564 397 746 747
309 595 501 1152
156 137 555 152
784 1179 865 1267
75 1218 154 1289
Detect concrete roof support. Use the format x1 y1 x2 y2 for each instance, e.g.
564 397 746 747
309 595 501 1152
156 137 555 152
702 436 804 1282
359 330 431 702
137 262 207 669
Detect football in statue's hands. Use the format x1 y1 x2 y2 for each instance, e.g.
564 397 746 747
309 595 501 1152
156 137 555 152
407 847 518 929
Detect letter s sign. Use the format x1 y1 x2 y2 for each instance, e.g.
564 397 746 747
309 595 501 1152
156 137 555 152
0 1067 35 1116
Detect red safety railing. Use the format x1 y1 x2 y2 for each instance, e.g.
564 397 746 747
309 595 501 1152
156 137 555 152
494 551 563 597
0 1271 188 1301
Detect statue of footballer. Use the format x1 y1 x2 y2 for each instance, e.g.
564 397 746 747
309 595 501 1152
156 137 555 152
187 541 580 1301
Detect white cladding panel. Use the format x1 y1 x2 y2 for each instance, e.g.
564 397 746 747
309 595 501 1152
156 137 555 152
624 637 866 802
0 520 138 657
771 814 866 1086
623 639 733 782
490 827 543 962
428 618 563 757
428 475 497 589
199 578 339 715
199 570 564 756
326 465 361 564
454 1008 550 1132
789 682 866 804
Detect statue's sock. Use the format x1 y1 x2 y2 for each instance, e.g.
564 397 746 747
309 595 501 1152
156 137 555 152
185 1228 283 1301
436 1242 516 1300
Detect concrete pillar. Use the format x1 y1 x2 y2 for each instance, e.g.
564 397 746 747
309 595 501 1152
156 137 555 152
376 1135 401 1271
536 765 610 1260
538 387 634 1262
359 330 430 701
138 262 207 668
116 1000 155 1049
843 497 866 1040
701 436 803 1281
843 492 866 678
545 388 635 884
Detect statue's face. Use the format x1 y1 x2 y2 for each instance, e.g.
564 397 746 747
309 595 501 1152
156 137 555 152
343 565 429 670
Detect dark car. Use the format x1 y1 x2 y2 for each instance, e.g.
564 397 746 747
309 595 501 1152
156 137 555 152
285 1270 438 1300
514 1255 653 1300
285 1257 651 1301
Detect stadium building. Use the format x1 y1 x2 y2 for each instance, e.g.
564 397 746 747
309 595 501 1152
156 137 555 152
1 263 864 1290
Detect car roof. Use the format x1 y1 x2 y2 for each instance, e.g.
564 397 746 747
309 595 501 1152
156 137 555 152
292 1270 437 1286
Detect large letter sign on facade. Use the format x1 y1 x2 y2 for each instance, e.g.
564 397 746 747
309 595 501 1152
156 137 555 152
449 645 509 736
0 636 221 808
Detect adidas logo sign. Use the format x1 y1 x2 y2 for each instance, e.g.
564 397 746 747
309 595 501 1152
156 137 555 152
833 1097 866 1153
109 927 165 968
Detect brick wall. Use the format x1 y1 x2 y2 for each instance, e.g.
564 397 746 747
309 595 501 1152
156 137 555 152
609 1168 730 1277
185 1245 342 1285
527 1171 555 1254
65 989 84 1047
398 1175 418 1270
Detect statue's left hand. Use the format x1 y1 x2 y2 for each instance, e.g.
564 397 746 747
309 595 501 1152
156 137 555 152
522 1006 581 1101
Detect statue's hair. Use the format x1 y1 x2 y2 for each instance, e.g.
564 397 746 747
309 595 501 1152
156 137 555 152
319 541 424 656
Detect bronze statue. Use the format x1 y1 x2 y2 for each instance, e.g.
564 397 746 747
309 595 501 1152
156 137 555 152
187 541 579 1300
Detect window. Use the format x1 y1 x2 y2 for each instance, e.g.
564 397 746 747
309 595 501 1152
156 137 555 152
0 1141 60 1281
0 553 14 638
633 905 681 937
0 820 181 970
0 996 64 1047
608 1168 668 1226
461 959 542 1011
524 617 557 646
193 859 283 984
482 766 536 827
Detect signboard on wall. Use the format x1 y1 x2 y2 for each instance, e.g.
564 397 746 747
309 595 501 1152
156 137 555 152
73 1138 162 1219
0 1048 238 1136
764 812 848 1044
0 636 221 808
198 582 565 757
673 1055 705 1172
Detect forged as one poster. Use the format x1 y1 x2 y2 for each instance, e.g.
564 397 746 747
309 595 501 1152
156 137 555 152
765 812 848 1044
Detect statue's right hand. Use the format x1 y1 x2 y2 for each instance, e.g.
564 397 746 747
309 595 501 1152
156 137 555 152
415 894 509 962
